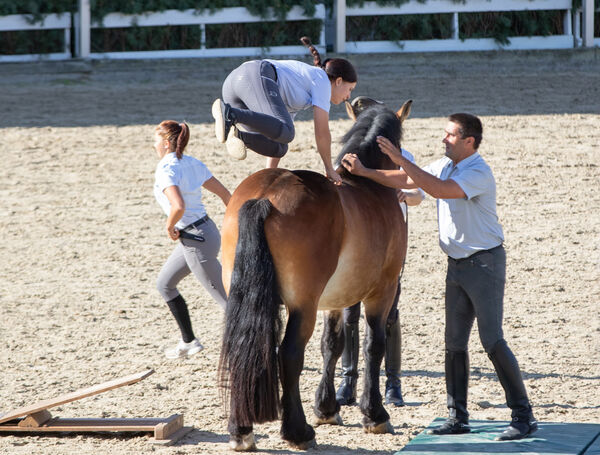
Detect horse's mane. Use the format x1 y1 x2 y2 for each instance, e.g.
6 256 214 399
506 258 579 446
335 104 402 173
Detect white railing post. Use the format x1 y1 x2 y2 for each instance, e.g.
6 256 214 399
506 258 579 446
319 14 326 47
335 0 346 53
452 12 459 40
574 8 582 47
78 0 90 58
582 0 594 47
563 9 572 35
64 25 71 56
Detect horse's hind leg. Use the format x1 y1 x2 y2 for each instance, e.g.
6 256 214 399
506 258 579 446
314 310 344 426
227 422 256 452
279 309 317 449
360 311 394 434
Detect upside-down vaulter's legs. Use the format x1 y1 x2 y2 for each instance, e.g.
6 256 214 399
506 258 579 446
360 313 393 433
314 311 345 425
279 309 317 448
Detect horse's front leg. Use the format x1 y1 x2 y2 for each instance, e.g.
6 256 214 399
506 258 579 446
314 310 344 426
279 309 317 449
360 309 394 434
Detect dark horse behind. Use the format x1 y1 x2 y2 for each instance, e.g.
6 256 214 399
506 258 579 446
219 101 411 451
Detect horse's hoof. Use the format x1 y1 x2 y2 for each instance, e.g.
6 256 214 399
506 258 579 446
288 438 317 450
363 420 394 434
314 412 343 426
229 432 256 451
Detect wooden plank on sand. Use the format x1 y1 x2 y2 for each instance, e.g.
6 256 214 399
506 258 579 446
0 417 170 432
0 369 154 425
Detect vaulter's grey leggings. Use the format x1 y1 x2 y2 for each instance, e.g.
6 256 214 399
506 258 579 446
222 60 295 158
156 218 227 310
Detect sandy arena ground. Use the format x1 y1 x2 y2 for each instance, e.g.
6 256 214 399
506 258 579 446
0 49 599 454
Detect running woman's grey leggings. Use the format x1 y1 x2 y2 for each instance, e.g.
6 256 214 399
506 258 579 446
222 60 295 158
156 218 227 310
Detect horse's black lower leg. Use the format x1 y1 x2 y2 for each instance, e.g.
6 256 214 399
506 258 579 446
360 315 392 432
279 311 316 448
314 311 344 424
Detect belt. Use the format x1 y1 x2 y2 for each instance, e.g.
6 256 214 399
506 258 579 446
262 61 278 82
182 215 209 231
179 215 209 242
449 244 502 263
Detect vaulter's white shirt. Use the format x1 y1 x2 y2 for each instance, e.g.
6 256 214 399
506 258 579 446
154 153 212 229
265 59 331 117
423 152 504 259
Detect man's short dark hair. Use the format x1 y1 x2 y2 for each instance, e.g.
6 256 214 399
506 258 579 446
448 113 483 149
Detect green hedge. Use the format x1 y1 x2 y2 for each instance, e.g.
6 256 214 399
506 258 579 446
0 29 64 54
0 0 319 21
460 10 564 44
90 19 322 52
348 14 452 41
0 0 76 16
206 20 322 48
347 10 564 42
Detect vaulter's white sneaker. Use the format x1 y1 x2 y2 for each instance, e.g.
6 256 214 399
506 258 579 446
226 126 247 160
211 98 231 143
164 338 204 359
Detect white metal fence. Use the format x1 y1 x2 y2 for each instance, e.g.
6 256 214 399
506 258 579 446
338 0 576 53
0 1 597 62
75 5 326 60
0 13 71 62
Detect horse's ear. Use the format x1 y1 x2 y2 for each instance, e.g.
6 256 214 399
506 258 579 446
345 100 357 122
347 96 383 122
396 99 413 123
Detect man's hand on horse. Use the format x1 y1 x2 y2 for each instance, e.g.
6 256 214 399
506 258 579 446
376 136 403 165
397 189 408 203
341 153 367 176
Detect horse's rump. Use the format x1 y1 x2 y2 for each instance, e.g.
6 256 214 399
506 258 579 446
219 168 346 427
221 168 346 309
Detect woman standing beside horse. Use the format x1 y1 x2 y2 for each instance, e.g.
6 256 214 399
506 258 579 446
153 120 231 359
336 97 425 408
211 37 356 185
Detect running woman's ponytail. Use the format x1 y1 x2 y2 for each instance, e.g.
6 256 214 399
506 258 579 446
156 120 190 160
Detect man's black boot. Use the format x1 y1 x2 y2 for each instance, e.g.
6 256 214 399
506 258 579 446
429 418 471 435
496 413 538 441
336 321 359 406
429 350 470 435
384 317 405 406
488 340 538 441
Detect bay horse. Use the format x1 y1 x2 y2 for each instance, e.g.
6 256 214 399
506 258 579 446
219 100 412 451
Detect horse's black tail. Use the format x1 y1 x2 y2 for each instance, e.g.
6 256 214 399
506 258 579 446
219 198 282 427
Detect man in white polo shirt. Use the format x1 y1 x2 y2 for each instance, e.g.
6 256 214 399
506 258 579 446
341 113 537 441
